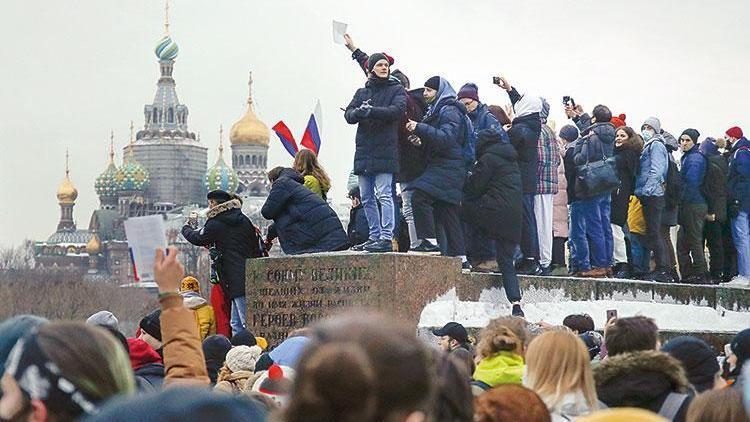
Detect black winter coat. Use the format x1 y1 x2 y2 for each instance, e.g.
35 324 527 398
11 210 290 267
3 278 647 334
261 169 348 254
462 130 523 243
507 88 542 194
563 142 580 203
594 351 692 422
134 363 165 392
611 145 640 226
182 199 260 300
345 77 407 175
407 98 467 205
706 154 729 222
397 89 428 183
573 121 616 165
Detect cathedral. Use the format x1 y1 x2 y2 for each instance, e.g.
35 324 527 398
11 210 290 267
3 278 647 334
34 12 272 284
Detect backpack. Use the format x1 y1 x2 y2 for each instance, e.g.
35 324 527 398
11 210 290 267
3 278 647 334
700 155 725 209
664 157 682 209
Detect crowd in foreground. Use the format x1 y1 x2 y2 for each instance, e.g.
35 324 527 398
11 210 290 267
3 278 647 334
1 248 750 421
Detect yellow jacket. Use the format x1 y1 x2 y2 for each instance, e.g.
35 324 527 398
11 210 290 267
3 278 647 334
182 293 216 340
627 196 646 235
303 175 329 199
473 351 525 387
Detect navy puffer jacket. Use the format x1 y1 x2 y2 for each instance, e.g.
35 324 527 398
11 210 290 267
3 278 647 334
345 77 407 175
261 169 347 255
407 97 467 205
679 144 706 205
573 120 616 165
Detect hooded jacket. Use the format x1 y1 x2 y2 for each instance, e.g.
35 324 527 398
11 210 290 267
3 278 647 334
406 78 467 205
182 292 217 341
127 338 165 391
507 88 542 194
345 76 407 175
261 168 348 254
679 144 707 205
728 136 750 212
635 135 669 198
473 351 525 387
462 129 523 243
181 199 261 299
699 140 729 221
594 350 692 422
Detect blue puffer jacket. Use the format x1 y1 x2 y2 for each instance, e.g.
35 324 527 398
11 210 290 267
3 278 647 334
345 77 407 175
407 97 467 205
468 103 500 133
729 137 750 212
679 144 706 205
261 169 347 254
635 136 669 198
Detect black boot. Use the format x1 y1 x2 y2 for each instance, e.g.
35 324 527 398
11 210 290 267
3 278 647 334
612 263 631 279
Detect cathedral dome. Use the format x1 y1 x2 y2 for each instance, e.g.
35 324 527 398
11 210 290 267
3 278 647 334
154 35 179 61
85 232 102 254
115 147 150 192
57 151 78 204
206 126 239 193
95 133 119 199
230 72 269 147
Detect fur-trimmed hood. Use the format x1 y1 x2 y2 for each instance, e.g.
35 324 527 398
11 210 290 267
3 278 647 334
206 198 242 220
181 292 208 310
594 350 690 408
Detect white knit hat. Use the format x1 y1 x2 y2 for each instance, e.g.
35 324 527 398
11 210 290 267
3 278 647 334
86 310 119 331
225 345 262 373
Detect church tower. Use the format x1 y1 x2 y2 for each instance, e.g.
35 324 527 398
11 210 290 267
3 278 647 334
230 71 270 196
56 150 78 231
129 1 207 207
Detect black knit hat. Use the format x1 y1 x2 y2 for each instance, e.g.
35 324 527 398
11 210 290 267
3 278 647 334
681 128 701 143
139 309 162 342
730 329 750 372
661 336 719 393
424 76 441 91
230 329 257 347
207 189 231 203
367 53 390 72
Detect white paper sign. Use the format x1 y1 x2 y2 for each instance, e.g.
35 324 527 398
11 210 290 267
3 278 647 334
123 215 167 281
332 20 348 44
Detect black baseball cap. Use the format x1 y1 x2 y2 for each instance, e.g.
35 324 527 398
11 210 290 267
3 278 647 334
432 322 468 344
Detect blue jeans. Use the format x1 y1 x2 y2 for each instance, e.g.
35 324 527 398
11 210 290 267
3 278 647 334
732 210 750 277
358 173 395 241
230 296 246 336
582 194 612 269
629 233 650 276
569 201 590 272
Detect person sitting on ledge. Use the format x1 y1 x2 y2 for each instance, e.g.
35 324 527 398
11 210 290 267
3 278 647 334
262 167 348 255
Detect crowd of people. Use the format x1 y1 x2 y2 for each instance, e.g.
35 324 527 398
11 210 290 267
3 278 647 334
1 249 749 421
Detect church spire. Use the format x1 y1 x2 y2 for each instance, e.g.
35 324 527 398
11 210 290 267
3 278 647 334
164 0 170 35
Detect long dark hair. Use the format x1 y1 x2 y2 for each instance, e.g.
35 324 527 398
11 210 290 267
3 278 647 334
616 126 644 152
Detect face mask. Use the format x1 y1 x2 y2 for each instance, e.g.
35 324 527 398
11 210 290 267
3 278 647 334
642 129 654 141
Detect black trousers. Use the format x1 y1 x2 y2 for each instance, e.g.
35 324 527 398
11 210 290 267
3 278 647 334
640 196 668 271
677 203 708 277
412 189 465 257
704 220 724 276
552 237 567 267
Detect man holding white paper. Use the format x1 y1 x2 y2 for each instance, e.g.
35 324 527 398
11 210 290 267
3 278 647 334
181 190 261 335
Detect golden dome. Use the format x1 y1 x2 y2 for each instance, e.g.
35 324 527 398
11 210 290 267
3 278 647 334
56 151 78 204
86 232 101 254
230 71 270 147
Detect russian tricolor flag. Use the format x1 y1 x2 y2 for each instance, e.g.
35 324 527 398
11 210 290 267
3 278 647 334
272 100 323 157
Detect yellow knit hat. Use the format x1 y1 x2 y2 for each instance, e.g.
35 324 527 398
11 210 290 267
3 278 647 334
255 336 268 351
180 276 201 294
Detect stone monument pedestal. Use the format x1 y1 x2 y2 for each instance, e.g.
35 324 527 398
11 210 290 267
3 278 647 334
246 252 462 346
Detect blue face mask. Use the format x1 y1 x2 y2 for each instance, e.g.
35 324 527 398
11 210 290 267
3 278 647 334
642 129 654 141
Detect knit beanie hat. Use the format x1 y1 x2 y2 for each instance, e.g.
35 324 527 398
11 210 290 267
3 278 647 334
681 128 701 143
255 337 269 351
661 336 718 393
610 113 627 128
202 334 232 362
726 126 744 139
424 76 441 91
730 328 750 373
86 310 119 331
230 329 257 347
139 309 162 342
642 117 661 133
457 83 479 102
366 52 392 72
0 315 48 375
251 364 295 406
127 337 162 370
180 276 201 294
225 345 263 373
207 189 232 203
559 125 580 142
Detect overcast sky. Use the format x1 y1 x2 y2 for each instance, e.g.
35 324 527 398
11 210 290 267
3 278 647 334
1 0 749 247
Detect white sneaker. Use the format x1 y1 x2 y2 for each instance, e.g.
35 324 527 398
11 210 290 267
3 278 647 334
725 275 750 287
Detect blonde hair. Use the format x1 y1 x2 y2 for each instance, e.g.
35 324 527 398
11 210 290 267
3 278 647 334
524 331 598 413
477 316 529 359
293 149 331 192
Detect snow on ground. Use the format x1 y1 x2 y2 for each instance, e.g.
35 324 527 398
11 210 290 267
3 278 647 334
419 288 750 332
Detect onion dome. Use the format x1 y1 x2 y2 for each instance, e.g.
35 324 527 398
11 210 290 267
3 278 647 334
95 132 119 199
154 35 179 61
230 72 270 146
85 232 102 254
56 150 78 204
115 130 150 192
206 125 239 193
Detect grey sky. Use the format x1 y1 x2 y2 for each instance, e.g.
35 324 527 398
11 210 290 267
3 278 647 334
1 0 749 247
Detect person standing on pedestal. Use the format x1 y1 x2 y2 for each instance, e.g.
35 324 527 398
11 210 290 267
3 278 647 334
182 190 261 336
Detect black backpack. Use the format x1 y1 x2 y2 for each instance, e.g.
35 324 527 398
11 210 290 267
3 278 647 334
664 158 682 209
701 155 725 208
